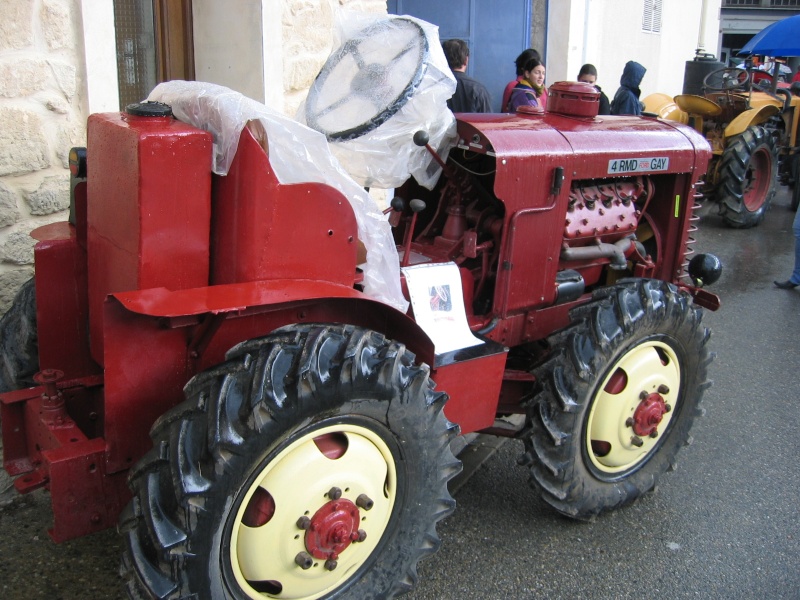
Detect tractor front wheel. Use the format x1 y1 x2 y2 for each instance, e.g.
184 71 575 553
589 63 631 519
522 279 712 520
717 125 777 228
119 324 460 600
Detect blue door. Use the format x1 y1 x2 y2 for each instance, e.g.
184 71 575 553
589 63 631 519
388 0 531 112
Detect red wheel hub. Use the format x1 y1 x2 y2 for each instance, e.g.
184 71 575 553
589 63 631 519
305 498 361 560
631 393 667 437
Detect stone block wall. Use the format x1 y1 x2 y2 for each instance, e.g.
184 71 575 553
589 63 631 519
0 0 85 314
0 0 387 316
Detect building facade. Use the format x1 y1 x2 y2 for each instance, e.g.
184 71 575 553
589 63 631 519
0 0 386 313
5 0 797 315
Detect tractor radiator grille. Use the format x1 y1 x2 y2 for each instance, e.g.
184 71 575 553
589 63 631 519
680 182 704 283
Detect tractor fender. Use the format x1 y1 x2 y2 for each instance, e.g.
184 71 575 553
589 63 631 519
110 278 435 364
641 93 689 123
102 280 439 476
724 105 781 138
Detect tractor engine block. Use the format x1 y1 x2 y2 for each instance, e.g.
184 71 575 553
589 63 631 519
564 177 650 241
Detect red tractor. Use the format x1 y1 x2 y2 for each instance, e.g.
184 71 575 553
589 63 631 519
0 81 721 599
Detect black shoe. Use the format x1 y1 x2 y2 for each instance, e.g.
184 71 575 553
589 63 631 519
774 280 798 290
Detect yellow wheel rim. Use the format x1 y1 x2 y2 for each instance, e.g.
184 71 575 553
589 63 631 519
229 423 397 599
586 341 680 474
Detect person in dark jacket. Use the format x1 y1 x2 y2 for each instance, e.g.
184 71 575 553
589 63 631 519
577 63 610 115
610 60 646 116
442 39 492 113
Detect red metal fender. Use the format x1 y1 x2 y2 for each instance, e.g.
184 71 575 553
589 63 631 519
101 280 436 474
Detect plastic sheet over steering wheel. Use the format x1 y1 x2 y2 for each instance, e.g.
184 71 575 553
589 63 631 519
305 17 427 141
702 68 750 93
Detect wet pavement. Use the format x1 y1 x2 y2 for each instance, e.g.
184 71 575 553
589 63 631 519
1 188 798 600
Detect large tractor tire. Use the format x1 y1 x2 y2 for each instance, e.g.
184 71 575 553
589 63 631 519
119 324 460 600
0 278 39 393
521 279 712 520
717 125 777 228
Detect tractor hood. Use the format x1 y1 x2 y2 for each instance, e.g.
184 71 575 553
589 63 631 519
453 112 711 210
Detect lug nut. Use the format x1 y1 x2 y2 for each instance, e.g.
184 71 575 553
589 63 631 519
295 552 313 570
355 529 367 542
639 390 649 400
625 417 634 428
355 494 374 511
650 431 659 438
328 487 342 500
665 404 672 413
296 516 311 530
631 436 644 447
658 384 670 394
324 558 338 571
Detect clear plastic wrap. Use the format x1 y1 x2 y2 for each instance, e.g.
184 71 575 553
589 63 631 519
148 80 408 313
297 12 458 189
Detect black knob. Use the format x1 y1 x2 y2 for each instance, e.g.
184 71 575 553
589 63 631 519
409 199 426 213
390 196 406 212
413 131 430 147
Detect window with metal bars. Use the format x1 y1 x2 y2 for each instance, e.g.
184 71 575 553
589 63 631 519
642 0 663 33
114 0 157 108
113 0 194 109
723 0 800 6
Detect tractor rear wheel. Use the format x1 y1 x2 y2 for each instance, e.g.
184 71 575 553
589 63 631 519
0 278 38 393
522 279 712 520
717 125 777 228
119 324 460 600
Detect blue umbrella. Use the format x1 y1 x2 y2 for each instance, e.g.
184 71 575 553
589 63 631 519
737 14 800 57
737 14 800 93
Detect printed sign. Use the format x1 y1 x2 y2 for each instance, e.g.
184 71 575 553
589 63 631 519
608 157 669 174
402 262 483 355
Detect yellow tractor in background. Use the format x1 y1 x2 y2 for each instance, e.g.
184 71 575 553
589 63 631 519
644 66 800 226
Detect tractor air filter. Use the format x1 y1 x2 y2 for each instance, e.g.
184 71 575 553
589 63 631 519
547 81 600 118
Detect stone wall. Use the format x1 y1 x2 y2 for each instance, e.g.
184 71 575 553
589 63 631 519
0 0 387 316
0 0 86 314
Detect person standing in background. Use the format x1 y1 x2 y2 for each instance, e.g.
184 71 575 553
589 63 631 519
442 39 492 113
610 60 646 116
577 63 610 115
502 48 548 112
774 207 800 290
505 57 546 112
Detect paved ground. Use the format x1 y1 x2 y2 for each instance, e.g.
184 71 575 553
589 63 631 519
1 188 798 599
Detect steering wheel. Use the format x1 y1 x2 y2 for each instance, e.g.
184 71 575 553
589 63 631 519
702 68 750 93
305 17 427 141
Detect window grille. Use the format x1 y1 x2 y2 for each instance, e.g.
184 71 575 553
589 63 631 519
722 0 760 6
643 0 663 33
114 0 157 108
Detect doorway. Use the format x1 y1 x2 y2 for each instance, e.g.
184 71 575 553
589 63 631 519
388 0 531 112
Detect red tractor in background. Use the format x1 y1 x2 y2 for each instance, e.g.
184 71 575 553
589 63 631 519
0 79 722 599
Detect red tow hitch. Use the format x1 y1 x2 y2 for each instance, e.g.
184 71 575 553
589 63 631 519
0 371 128 542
